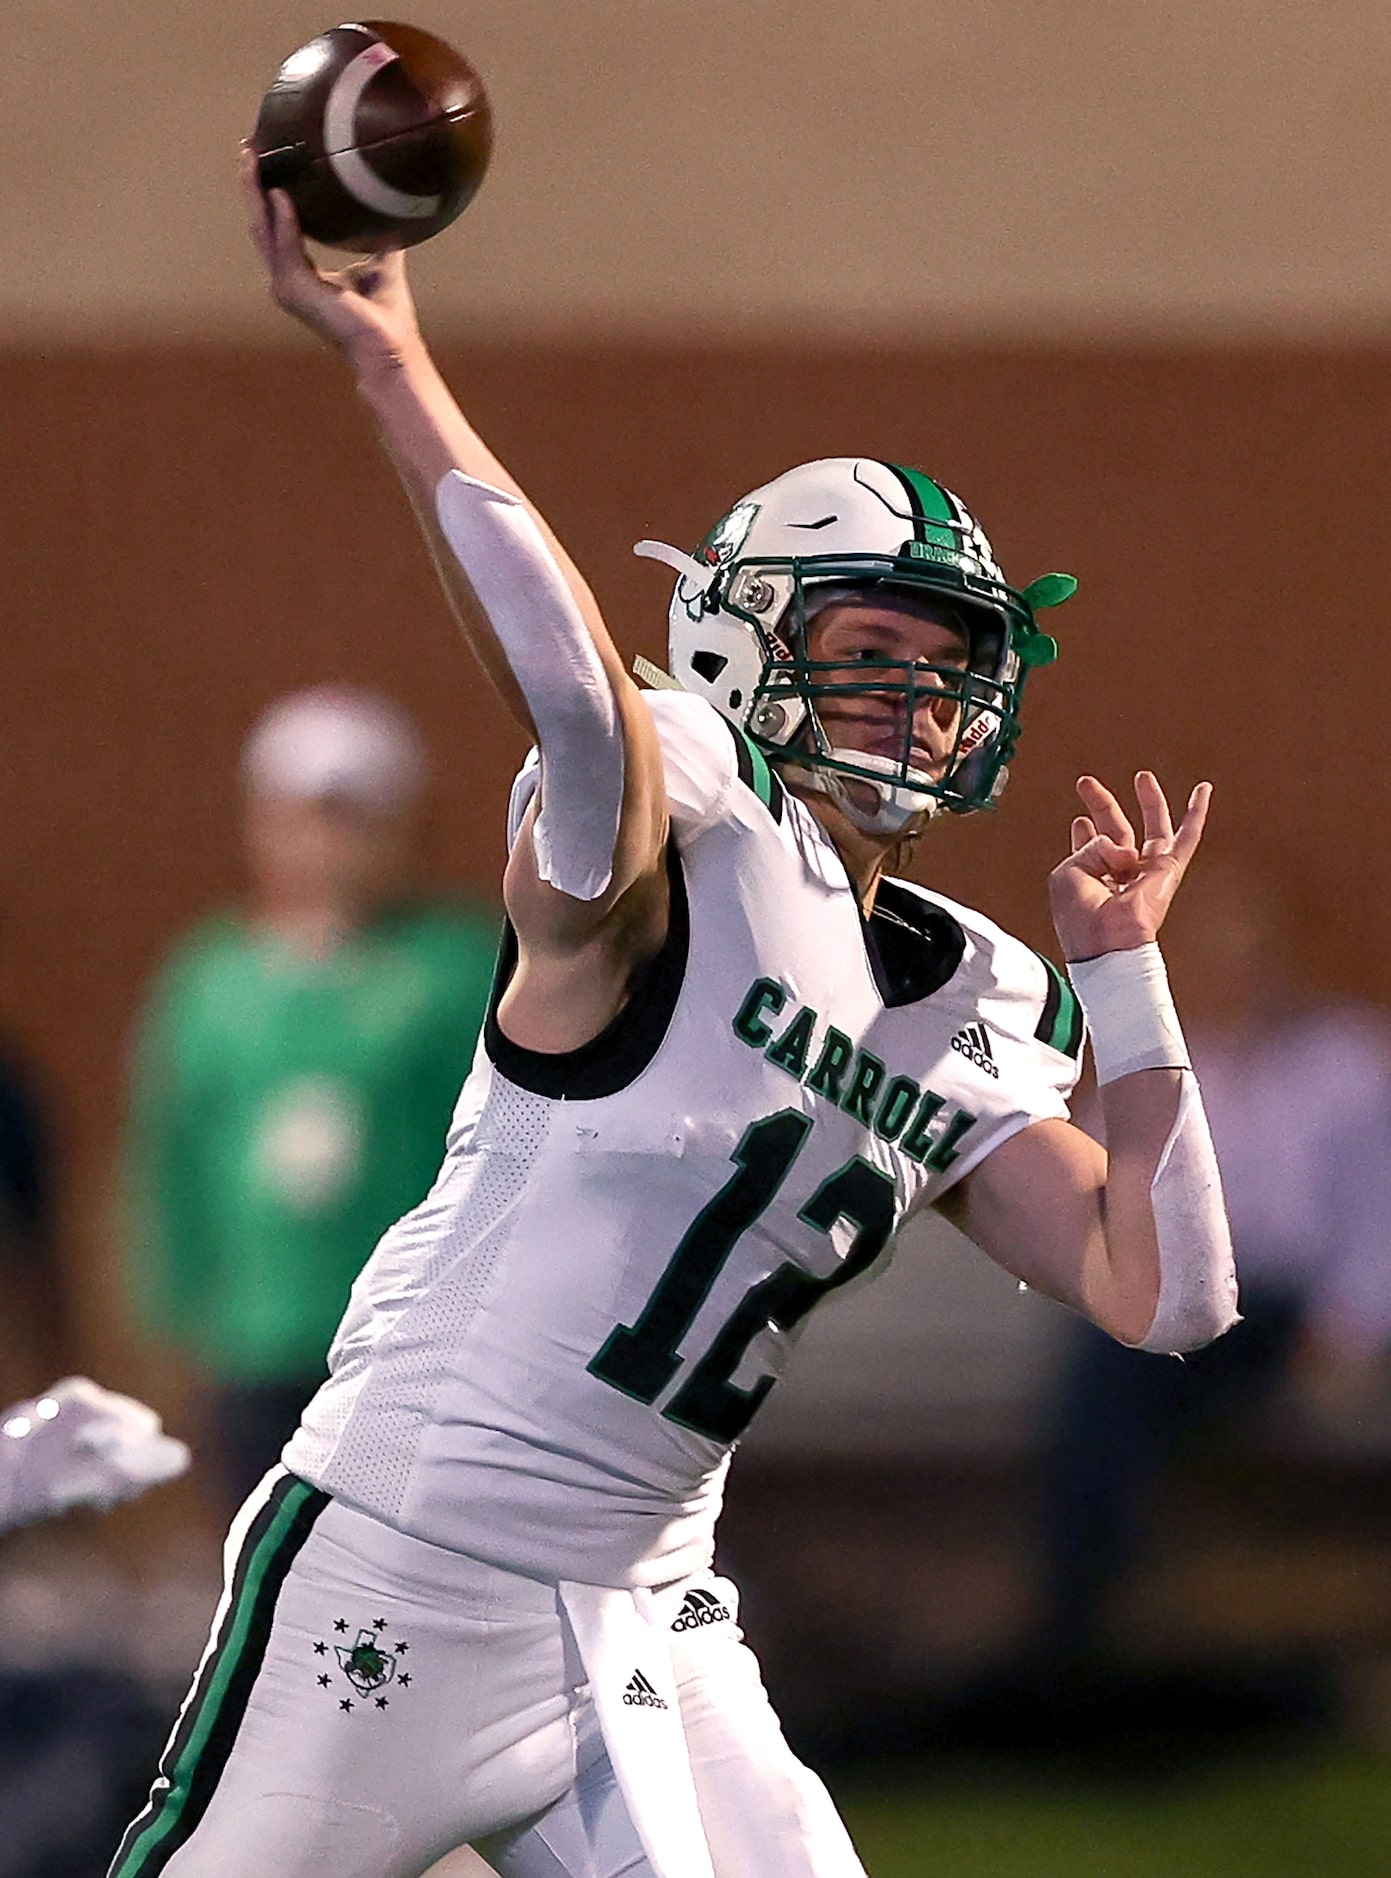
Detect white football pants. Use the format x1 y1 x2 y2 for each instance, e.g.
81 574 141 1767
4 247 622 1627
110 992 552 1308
109 1470 866 1878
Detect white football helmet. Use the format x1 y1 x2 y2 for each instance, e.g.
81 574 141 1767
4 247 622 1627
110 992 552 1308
635 458 1075 831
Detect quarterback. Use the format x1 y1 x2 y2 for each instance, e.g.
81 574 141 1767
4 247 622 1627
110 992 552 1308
110 161 1237 1878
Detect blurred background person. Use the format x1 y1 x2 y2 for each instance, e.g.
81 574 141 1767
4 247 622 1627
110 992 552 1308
1035 860 1391 1664
0 935 194 1873
122 687 498 1515
0 977 63 1406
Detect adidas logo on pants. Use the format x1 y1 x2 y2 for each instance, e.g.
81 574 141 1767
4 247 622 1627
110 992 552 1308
671 1587 732 1632
622 1668 669 1709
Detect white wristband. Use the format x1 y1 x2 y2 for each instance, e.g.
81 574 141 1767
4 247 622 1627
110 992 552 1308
1066 943 1189 1085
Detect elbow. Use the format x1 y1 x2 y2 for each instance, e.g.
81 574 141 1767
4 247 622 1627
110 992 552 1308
1092 1257 1240 1353
1133 1292 1242 1357
1086 1254 1162 1350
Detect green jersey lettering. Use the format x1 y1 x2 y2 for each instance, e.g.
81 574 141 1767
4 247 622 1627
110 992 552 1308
874 1075 921 1143
733 977 786 1049
766 1006 817 1080
923 1106 976 1173
805 1027 855 1102
901 1091 946 1163
841 1052 886 1125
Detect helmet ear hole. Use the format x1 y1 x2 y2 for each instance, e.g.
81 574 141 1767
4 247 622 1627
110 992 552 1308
691 650 728 683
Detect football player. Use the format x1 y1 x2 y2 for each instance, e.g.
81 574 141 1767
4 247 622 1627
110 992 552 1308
107 159 1237 1878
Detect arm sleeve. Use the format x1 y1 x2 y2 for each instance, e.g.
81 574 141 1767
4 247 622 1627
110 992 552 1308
1136 1069 1240 1354
436 471 624 901
508 691 740 855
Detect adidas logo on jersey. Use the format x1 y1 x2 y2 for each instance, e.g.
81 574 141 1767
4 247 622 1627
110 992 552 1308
622 1669 669 1709
950 1023 999 1079
672 1587 732 1632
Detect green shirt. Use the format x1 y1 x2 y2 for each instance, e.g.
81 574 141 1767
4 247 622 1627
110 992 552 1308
125 901 498 1382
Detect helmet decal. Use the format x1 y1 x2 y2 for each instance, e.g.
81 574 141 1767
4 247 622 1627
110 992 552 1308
696 500 761 570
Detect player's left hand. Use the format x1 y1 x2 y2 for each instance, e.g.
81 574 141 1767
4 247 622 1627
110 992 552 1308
1048 771 1211 961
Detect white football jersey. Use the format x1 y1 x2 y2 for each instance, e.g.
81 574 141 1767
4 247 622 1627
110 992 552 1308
286 693 1084 1586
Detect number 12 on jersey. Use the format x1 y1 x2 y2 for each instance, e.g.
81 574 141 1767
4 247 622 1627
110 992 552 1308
588 1110 897 1443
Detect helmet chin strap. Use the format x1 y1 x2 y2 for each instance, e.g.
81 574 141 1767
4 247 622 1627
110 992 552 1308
795 749 942 837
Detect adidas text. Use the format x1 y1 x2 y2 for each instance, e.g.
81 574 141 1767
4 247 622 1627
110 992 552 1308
672 1589 732 1632
950 1025 999 1079
622 1669 669 1709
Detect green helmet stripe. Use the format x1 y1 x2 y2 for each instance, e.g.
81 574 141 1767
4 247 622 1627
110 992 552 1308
884 463 957 554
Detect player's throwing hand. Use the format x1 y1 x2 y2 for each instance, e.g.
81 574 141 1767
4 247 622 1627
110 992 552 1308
239 142 421 367
1049 771 1211 962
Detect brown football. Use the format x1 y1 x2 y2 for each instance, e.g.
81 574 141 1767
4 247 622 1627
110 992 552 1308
252 20 492 252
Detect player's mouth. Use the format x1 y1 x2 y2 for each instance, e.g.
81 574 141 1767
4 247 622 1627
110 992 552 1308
817 709 948 769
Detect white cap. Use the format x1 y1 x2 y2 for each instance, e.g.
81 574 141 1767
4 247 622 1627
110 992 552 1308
241 687 428 815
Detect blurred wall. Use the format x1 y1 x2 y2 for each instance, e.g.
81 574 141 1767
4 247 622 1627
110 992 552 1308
5 338 1391 1392
8 0 1389 339
3 2 1389 1425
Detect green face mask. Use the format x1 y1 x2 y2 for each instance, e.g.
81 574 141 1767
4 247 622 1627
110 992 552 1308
721 556 1074 818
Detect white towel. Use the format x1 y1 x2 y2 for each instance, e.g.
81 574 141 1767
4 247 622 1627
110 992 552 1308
559 1580 715 1878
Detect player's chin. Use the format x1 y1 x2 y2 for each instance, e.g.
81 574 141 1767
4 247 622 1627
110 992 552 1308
836 775 936 835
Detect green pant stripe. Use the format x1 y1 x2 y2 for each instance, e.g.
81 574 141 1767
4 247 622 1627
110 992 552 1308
109 1474 327 1877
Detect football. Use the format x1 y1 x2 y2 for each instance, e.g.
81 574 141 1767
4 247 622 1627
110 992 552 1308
252 19 492 252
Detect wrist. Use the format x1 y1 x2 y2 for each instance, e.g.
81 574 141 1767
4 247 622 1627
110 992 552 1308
1066 942 1190 1085
349 330 430 397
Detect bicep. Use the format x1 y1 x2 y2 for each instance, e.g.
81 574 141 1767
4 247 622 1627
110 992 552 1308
939 1117 1110 1319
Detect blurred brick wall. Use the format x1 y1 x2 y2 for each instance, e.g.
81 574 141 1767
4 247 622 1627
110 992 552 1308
3 339 1389 1395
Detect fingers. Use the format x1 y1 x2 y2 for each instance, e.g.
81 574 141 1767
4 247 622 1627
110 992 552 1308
1076 775 1136 851
1077 770 1206 862
266 184 311 277
1070 772 1212 880
238 140 273 262
1067 832 1140 883
1134 769 1174 854
1171 780 1212 865
239 140 317 294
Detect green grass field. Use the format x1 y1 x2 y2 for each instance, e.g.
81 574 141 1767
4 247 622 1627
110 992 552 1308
837 1751 1391 1877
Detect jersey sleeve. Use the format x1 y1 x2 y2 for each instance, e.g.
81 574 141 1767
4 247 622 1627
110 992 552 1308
642 691 741 838
506 690 740 854
906 893 1088 1197
984 942 1086 1124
